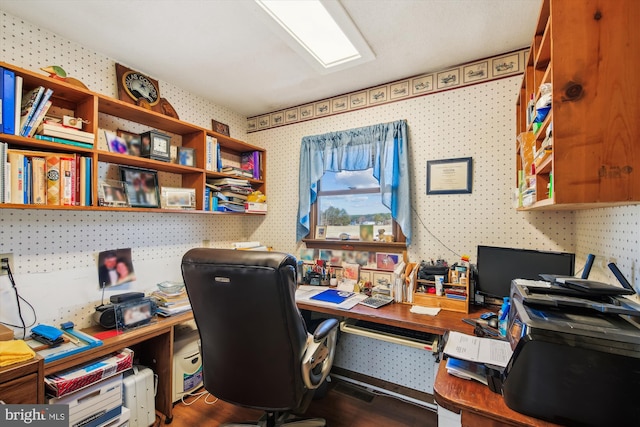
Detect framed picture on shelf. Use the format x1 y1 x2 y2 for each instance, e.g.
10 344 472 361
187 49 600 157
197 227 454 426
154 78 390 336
315 225 327 240
104 130 129 154
98 180 129 207
376 252 400 271
119 165 160 208
178 147 195 167
212 119 230 136
117 129 142 157
160 187 196 210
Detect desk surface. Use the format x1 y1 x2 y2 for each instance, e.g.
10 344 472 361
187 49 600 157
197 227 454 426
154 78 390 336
297 300 479 336
433 362 561 427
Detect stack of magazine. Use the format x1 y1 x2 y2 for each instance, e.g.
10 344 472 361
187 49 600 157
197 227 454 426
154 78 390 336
151 288 191 316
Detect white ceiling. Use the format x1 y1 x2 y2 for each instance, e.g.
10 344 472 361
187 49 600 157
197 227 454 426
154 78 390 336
0 0 542 118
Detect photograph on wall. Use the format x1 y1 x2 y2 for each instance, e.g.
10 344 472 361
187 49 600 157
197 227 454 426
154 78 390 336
98 248 136 288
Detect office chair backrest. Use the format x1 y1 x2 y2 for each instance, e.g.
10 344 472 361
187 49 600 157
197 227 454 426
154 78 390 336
181 248 309 411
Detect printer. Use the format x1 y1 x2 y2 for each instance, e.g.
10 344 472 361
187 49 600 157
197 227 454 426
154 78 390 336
498 280 640 426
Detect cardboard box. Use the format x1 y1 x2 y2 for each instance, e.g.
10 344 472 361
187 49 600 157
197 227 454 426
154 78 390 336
0 324 14 340
244 202 267 213
45 348 133 397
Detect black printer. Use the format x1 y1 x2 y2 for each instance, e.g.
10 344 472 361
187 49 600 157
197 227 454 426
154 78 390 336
499 280 640 427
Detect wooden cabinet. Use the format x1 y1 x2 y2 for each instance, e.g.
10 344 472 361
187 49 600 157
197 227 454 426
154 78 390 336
0 61 265 213
516 0 640 210
0 356 44 404
413 268 469 313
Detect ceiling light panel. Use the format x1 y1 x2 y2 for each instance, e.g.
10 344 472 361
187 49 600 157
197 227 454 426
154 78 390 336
256 0 374 73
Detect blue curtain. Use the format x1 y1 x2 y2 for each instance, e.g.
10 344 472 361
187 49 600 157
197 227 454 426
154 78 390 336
297 119 411 244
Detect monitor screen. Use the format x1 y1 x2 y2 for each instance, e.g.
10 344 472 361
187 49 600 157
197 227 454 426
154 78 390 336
476 245 575 300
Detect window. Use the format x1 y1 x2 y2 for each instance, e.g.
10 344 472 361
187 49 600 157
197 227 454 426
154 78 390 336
314 169 400 242
297 120 411 245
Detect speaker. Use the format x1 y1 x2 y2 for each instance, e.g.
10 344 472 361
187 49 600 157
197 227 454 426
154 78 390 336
93 304 116 329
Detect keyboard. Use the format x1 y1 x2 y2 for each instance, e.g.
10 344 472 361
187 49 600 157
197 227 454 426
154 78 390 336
358 295 394 308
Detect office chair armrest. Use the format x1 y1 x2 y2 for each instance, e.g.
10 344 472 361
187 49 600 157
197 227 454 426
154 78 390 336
302 318 338 389
312 318 339 343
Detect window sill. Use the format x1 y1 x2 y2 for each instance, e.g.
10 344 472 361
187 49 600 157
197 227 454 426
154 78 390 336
302 239 407 253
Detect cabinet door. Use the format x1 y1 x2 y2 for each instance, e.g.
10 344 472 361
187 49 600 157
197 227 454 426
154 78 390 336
0 373 39 404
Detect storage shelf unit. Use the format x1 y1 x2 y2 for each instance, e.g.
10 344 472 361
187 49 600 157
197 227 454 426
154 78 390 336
515 0 640 210
413 268 469 314
0 61 266 214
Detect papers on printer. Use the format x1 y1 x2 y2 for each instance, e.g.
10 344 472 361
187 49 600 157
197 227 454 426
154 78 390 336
443 331 512 368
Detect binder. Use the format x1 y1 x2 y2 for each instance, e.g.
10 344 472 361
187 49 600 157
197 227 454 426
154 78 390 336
2 68 16 135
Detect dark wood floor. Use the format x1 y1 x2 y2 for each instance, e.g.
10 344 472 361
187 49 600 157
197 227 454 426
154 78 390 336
159 379 438 427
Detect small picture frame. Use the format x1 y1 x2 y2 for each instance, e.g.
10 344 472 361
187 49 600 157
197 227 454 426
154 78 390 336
98 179 129 207
117 129 142 157
104 130 129 154
376 253 400 271
139 130 171 162
315 225 327 240
178 147 195 167
359 224 374 241
212 119 230 136
160 187 196 210
119 165 160 208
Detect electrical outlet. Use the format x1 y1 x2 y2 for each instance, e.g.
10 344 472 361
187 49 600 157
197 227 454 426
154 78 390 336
0 253 14 276
202 240 211 248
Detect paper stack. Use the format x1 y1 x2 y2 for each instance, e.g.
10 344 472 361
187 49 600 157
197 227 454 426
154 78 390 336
151 288 191 316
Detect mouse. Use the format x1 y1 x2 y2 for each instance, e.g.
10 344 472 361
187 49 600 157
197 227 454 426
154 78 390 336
487 316 499 329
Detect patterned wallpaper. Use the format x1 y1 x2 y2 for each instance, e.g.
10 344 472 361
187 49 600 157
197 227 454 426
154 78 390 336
1 8 638 335
247 49 527 132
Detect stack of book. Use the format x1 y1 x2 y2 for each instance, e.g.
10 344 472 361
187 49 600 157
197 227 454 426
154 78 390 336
208 177 252 212
151 288 192 317
35 120 94 148
221 165 253 178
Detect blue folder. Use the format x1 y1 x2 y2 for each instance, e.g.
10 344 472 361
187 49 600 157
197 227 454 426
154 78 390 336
310 289 355 304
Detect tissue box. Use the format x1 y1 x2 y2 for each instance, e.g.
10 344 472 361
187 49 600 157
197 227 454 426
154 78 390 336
45 348 133 397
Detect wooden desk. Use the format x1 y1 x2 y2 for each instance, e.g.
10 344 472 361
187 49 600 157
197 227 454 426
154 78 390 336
302 300 560 427
43 311 194 424
296 301 479 336
434 362 561 427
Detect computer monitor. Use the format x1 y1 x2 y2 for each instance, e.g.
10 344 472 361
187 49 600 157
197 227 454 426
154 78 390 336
476 245 575 301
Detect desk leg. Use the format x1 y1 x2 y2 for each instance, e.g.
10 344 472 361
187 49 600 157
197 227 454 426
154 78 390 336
133 330 174 424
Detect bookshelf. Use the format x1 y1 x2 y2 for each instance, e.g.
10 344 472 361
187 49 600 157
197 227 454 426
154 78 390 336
515 0 640 210
0 61 265 213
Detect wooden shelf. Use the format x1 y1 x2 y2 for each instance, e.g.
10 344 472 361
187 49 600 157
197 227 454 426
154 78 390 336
0 61 266 215
515 0 640 210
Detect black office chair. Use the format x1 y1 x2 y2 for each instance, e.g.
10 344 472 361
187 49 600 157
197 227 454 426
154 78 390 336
181 248 339 427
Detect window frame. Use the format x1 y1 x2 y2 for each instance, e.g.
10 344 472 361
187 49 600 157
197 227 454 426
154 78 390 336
304 171 406 251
